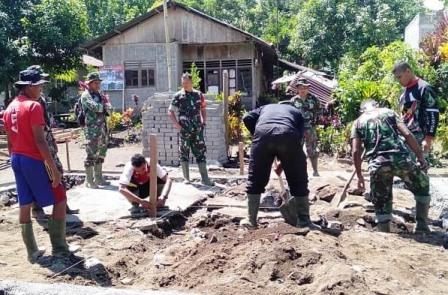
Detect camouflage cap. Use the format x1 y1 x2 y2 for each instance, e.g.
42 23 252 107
86 71 102 84
289 77 310 89
26 65 49 78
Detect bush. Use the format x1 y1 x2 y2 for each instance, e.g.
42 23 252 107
316 125 351 158
107 112 123 132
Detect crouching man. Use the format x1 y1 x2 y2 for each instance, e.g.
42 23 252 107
119 154 172 214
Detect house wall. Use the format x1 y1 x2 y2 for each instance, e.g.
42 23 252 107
405 12 445 49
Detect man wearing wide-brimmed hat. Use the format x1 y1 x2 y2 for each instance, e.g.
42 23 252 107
26 65 79 217
3 69 76 262
80 71 112 188
288 77 321 177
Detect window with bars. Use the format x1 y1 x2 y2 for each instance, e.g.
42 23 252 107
124 62 156 88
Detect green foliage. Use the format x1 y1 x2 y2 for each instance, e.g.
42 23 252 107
107 111 123 132
227 92 246 144
190 62 201 90
335 41 436 123
316 125 351 157
290 0 423 69
22 0 89 73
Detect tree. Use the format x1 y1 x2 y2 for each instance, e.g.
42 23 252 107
22 0 90 73
290 0 423 70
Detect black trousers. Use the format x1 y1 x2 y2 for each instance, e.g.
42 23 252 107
246 126 309 196
128 181 164 199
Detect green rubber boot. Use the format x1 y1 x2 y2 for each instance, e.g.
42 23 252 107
48 219 71 257
240 194 260 228
295 196 318 229
85 166 97 188
21 223 45 263
376 222 391 233
415 201 431 233
310 156 319 177
181 161 190 184
94 163 110 186
198 162 214 186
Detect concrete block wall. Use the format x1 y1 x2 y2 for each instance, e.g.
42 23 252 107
142 92 228 166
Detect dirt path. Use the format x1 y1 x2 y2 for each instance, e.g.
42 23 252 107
1 166 447 295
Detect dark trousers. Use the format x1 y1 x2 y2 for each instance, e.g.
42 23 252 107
247 127 309 196
128 181 164 199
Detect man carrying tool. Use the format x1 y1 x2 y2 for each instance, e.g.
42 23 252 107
3 69 77 263
288 77 321 176
351 100 431 233
118 154 172 214
392 61 439 156
26 65 78 217
241 103 313 228
168 73 214 186
80 72 112 188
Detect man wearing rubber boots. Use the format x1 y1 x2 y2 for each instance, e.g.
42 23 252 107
241 103 312 228
351 100 431 233
289 77 321 176
168 73 214 186
3 69 77 263
80 72 112 188
27 65 78 217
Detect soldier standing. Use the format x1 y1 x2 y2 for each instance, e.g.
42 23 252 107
27 65 78 216
80 72 112 188
392 61 439 155
288 77 321 176
351 100 431 233
168 73 214 186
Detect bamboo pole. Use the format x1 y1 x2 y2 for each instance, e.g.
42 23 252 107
65 140 71 172
223 70 230 155
149 134 158 217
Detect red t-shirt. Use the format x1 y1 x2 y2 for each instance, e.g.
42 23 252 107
3 95 45 160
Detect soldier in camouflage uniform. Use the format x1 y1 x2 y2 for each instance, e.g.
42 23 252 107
81 72 112 188
27 65 78 216
351 100 431 233
392 61 439 157
168 73 214 186
289 77 321 176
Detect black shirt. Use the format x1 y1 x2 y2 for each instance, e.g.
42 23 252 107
243 104 304 138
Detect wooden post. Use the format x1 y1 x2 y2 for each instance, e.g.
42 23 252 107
238 142 244 175
65 140 71 172
149 134 158 217
222 71 230 155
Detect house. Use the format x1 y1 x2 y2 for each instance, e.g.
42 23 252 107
405 11 446 49
82 1 277 110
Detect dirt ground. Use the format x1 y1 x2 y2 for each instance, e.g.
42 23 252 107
0 153 447 295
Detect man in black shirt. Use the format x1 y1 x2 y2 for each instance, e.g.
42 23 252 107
242 104 311 228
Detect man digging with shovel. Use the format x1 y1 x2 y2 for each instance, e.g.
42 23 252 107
240 103 316 229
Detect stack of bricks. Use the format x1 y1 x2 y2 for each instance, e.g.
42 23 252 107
142 92 228 166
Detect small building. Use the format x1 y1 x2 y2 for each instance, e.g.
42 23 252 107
405 11 446 49
82 1 277 110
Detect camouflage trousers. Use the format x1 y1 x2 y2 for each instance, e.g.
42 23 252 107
369 154 430 222
410 132 430 163
303 126 318 158
84 126 108 167
179 128 207 163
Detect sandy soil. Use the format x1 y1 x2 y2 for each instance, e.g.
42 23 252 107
0 156 447 295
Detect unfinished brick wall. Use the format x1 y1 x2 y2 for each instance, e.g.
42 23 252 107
142 92 228 166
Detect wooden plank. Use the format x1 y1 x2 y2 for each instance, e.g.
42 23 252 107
149 134 158 217
222 70 230 155
239 142 244 175
65 141 71 172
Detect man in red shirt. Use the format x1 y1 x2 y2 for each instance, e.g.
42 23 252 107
3 69 75 263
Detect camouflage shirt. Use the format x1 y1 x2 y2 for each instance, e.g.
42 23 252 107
399 78 439 139
351 108 409 162
80 90 112 137
169 89 206 133
290 94 320 128
38 96 58 153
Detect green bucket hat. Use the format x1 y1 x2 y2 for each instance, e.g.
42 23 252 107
86 71 102 84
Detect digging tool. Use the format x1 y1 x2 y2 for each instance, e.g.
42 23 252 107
275 159 297 226
331 151 366 208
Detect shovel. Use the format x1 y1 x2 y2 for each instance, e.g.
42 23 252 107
275 160 297 226
331 150 366 208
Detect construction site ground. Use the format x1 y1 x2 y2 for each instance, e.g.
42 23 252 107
1 141 448 295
